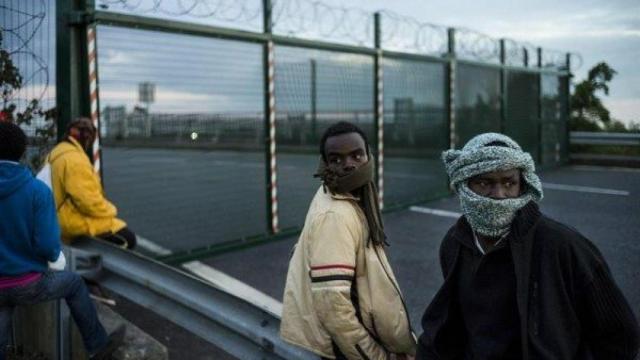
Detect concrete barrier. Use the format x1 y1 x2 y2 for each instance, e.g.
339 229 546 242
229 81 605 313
12 299 168 360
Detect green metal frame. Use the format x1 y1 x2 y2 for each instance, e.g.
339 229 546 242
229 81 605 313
374 12 382 181
56 0 94 140
55 4 573 263
537 47 544 164
158 189 453 264
158 227 301 265
500 39 507 133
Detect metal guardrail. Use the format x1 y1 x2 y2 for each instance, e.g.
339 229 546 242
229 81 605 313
570 132 640 146
72 237 315 360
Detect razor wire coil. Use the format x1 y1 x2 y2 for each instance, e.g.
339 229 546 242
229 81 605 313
0 0 51 118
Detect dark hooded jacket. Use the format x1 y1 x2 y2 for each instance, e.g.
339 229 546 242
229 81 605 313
417 202 639 360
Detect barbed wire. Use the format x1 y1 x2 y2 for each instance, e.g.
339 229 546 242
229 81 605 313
454 28 501 64
502 39 536 67
541 48 584 71
503 39 522 67
95 0 580 71
569 52 583 71
378 10 447 56
272 0 373 46
541 48 563 69
0 0 50 113
97 0 262 28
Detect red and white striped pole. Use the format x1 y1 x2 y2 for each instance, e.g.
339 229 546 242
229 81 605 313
376 48 384 210
266 40 279 233
374 13 384 210
87 26 101 174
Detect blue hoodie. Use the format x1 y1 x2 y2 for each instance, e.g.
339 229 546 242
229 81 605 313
0 161 61 276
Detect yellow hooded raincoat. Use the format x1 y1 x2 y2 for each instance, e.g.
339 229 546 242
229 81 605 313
48 137 126 243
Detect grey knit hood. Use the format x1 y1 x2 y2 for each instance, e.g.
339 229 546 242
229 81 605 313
442 133 543 237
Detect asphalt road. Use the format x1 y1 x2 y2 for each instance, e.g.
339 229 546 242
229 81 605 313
101 147 639 357
202 165 640 333
102 147 446 252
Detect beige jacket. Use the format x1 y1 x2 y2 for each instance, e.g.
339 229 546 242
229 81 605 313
280 187 416 359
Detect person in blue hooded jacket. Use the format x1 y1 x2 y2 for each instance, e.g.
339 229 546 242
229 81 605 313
0 121 123 360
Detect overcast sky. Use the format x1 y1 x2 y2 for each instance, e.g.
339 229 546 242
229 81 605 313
346 0 639 126
91 0 639 125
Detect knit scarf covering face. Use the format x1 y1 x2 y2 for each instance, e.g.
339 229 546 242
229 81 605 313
442 133 543 238
315 156 387 246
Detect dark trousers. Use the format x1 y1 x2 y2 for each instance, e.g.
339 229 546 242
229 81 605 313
97 227 136 249
0 271 108 359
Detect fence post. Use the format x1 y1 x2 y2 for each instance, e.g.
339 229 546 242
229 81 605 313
499 39 507 134
263 0 279 234
310 59 318 142
447 28 456 149
56 0 92 140
537 47 544 164
564 53 572 163
373 12 384 208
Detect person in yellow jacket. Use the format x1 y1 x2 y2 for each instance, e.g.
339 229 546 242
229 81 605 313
280 122 416 360
48 117 136 249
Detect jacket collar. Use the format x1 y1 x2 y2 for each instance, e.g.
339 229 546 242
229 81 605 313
66 136 85 152
328 189 360 202
509 201 541 243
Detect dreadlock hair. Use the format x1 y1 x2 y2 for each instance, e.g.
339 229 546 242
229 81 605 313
0 122 27 161
319 121 370 162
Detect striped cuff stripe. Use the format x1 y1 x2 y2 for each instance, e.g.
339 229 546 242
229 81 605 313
310 264 355 271
311 274 354 283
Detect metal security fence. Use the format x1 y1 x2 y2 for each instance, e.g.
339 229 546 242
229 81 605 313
0 0 56 166
541 74 569 166
454 63 502 147
505 70 541 163
382 56 449 208
274 46 375 230
96 24 267 250
40 0 574 259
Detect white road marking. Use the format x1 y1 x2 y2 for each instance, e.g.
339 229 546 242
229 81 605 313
136 236 173 256
386 173 435 180
135 235 283 318
571 165 640 174
409 206 462 218
542 182 630 196
127 157 187 164
182 261 282 318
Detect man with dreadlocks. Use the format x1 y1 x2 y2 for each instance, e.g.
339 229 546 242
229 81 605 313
416 133 639 359
281 122 416 359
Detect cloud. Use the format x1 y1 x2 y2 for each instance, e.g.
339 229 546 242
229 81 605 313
101 49 136 65
492 8 640 41
99 87 256 113
603 98 640 124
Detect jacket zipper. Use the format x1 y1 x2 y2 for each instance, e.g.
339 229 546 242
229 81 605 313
532 280 539 335
372 245 414 343
355 343 371 360
370 313 381 340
